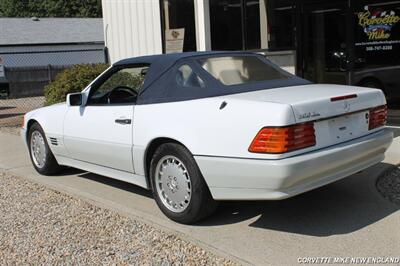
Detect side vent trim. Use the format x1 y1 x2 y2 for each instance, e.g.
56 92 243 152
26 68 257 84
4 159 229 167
49 137 58 146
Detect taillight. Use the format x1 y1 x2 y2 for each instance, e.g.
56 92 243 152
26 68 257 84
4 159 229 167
330 94 357 102
369 105 387 130
249 123 316 154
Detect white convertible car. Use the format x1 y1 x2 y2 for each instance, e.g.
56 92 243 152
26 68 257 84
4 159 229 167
22 51 393 224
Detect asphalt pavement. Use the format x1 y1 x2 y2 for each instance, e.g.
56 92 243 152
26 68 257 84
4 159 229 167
1 128 399 265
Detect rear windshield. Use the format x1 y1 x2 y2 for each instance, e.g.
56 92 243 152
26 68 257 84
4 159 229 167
198 56 289 85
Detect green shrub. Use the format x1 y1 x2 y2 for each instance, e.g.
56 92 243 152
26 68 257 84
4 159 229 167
44 63 109 106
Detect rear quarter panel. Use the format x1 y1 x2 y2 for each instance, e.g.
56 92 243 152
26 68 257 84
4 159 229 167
133 96 296 175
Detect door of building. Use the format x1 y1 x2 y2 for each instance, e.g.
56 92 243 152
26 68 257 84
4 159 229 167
209 0 261 50
298 1 351 84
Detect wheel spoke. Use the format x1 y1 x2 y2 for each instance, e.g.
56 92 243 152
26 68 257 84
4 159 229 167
30 131 47 168
154 155 192 213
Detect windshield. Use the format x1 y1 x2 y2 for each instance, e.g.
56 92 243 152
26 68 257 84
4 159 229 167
198 56 289 86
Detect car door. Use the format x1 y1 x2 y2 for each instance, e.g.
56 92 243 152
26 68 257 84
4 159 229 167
63 65 148 173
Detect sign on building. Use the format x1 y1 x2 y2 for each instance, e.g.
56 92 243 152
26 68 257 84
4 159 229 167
165 28 185 54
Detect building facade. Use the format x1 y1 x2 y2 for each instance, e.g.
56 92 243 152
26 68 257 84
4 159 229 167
102 0 400 98
0 18 106 98
0 18 106 68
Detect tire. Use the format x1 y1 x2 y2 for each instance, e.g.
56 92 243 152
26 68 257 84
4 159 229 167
28 122 62 175
150 143 217 224
362 80 382 89
360 79 387 96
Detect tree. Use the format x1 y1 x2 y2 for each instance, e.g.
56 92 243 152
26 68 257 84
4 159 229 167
0 0 102 18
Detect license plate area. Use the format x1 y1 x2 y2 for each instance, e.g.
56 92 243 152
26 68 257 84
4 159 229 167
328 111 369 142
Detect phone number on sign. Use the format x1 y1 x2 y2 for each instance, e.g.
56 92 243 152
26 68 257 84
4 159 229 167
366 45 393 51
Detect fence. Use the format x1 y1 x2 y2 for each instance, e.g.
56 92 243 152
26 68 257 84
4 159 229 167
5 65 69 98
0 48 107 128
0 65 70 128
0 96 44 128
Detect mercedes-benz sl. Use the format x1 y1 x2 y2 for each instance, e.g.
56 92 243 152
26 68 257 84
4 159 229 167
22 52 393 224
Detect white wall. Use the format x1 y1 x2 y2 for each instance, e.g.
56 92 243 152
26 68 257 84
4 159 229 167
194 0 211 51
102 0 163 63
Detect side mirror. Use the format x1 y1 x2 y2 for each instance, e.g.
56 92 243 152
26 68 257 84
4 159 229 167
67 93 83 106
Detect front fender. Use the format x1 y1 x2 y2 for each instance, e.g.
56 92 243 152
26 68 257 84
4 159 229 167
23 103 68 156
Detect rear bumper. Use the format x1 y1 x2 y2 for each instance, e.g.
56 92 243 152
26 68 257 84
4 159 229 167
195 129 393 200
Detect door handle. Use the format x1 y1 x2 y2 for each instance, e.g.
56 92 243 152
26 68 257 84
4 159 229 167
115 118 132 125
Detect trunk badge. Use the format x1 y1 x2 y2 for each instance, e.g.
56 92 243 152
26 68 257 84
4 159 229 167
343 101 351 112
298 111 321 120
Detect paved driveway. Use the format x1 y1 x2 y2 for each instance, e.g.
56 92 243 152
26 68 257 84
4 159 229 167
1 130 399 265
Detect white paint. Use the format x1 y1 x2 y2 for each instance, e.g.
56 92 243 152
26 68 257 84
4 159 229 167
22 68 392 200
260 0 269 49
56 155 148 189
194 0 211 51
196 129 392 199
102 0 163 63
63 105 135 173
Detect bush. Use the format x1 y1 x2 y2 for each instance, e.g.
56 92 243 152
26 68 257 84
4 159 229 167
44 63 109 106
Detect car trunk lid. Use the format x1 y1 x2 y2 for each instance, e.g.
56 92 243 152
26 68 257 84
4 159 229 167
226 84 386 156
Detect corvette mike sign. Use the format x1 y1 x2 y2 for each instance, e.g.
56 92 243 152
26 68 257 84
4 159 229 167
358 9 399 40
355 4 400 52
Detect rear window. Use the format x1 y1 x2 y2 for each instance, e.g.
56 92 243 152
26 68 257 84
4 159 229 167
198 56 289 85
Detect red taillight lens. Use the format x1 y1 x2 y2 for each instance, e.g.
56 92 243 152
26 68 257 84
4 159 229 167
330 94 358 102
249 123 316 154
369 105 387 130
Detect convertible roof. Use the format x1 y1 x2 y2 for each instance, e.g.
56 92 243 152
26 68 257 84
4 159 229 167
113 51 311 104
113 51 251 91
113 51 240 66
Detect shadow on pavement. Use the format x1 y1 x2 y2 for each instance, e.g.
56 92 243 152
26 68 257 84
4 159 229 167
198 162 399 236
78 172 153 199
53 167 85 176
388 126 400 138
53 162 399 237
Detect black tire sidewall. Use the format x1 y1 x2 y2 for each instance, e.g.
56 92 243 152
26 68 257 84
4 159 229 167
150 143 215 224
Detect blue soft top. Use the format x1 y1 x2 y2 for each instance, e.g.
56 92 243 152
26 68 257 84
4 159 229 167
113 51 311 104
113 51 238 90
